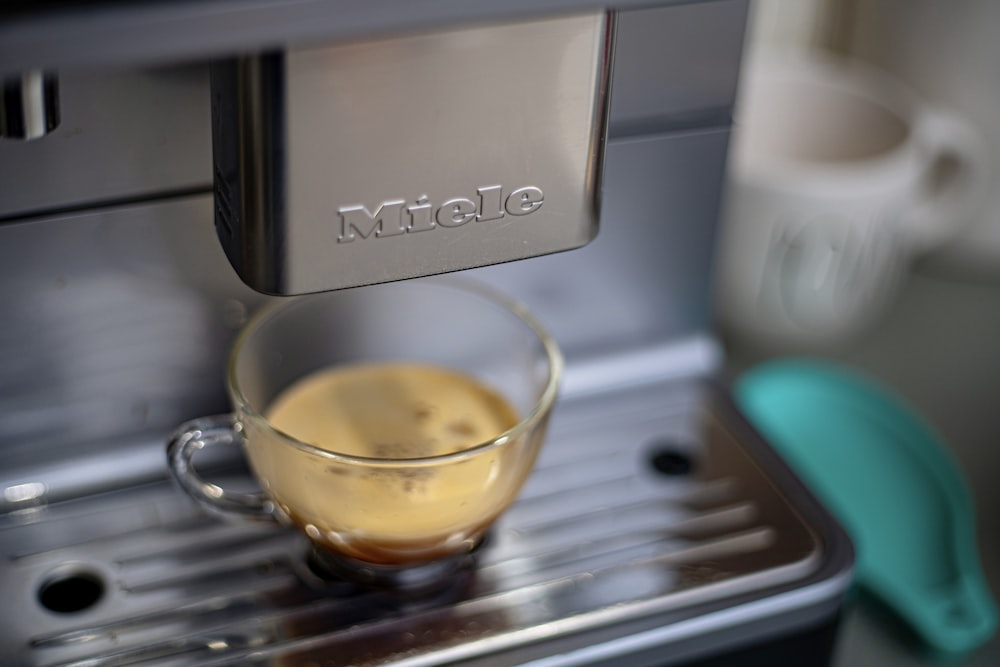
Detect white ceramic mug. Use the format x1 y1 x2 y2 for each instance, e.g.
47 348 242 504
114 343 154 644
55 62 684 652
715 51 987 343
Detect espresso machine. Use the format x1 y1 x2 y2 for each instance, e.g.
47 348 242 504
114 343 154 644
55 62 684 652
0 2 852 665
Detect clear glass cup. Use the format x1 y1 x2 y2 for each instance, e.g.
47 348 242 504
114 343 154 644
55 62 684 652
167 278 562 587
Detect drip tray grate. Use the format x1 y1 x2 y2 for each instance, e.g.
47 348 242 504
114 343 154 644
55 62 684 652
0 380 849 667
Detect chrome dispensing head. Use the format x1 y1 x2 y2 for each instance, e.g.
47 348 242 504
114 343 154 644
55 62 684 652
210 12 613 295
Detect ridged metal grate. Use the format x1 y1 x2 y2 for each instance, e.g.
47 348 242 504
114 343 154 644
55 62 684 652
1 381 825 667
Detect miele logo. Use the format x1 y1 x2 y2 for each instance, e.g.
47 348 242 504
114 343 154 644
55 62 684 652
337 185 544 243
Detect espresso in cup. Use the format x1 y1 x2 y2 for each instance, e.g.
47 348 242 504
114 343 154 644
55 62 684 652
260 362 520 564
168 279 561 581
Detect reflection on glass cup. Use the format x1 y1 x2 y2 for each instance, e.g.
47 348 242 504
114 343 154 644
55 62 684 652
167 279 562 586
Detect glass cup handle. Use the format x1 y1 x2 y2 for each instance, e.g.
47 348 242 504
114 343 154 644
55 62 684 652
166 415 277 521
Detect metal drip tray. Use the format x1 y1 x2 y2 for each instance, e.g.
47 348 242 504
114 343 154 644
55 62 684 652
0 380 852 667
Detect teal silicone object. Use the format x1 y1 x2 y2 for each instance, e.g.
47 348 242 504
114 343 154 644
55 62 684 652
736 359 997 656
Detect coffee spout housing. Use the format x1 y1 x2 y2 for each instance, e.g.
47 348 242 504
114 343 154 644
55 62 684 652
210 12 613 295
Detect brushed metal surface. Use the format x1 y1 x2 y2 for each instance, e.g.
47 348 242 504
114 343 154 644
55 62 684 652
0 2 747 222
472 126 733 355
211 12 612 294
0 65 211 220
0 380 850 667
0 0 689 75
608 1 748 136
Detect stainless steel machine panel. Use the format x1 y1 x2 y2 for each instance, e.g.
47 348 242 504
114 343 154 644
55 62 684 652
0 66 211 220
609 2 746 134
0 2 745 222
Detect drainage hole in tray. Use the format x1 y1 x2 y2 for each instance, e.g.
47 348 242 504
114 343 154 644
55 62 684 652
38 568 106 613
646 441 695 477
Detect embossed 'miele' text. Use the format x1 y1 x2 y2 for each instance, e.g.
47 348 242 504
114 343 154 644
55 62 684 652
336 185 544 243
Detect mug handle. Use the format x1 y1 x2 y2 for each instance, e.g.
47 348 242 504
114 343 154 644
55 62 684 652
903 108 989 250
167 415 278 521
